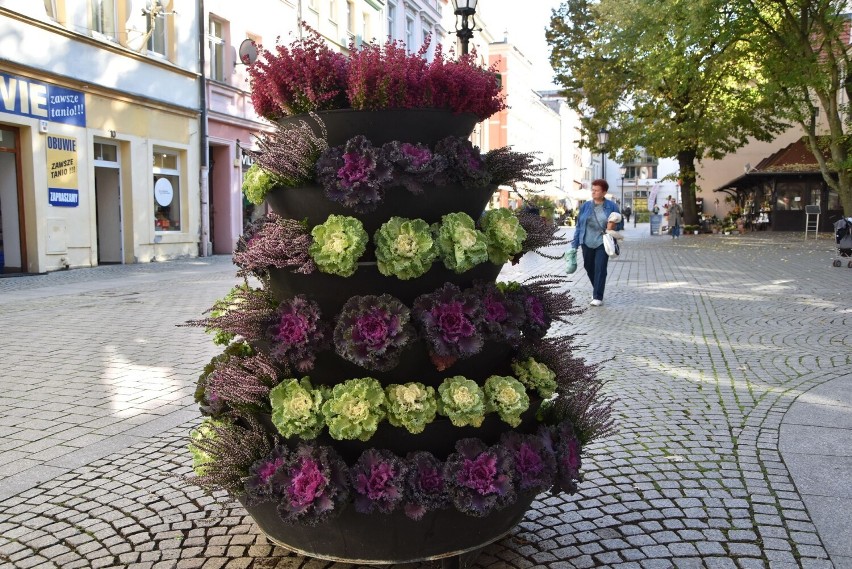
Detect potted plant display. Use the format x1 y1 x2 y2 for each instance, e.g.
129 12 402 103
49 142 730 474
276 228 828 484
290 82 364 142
185 28 613 566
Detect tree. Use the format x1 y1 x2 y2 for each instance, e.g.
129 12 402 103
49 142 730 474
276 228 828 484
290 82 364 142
738 0 852 216
546 0 788 224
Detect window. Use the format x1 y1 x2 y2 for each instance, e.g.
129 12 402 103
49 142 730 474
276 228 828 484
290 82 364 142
329 0 338 22
93 142 118 163
405 14 414 48
387 2 396 40
362 13 370 42
209 17 226 82
347 1 355 34
308 0 318 11
774 181 805 211
43 0 56 19
153 150 181 232
91 0 116 39
146 1 167 56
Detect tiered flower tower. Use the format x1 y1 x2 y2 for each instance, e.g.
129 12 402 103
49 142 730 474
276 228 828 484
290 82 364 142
187 29 612 566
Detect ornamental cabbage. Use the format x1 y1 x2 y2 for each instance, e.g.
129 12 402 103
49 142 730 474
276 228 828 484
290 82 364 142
436 376 486 428
434 212 488 273
480 208 527 265
321 377 387 441
511 357 557 399
309 215 368 277
333 294 415 371
483 375 530 428
242 163 283 205
269 377 325 440
188 417 231 476
374 217 437 280
385 382 437 434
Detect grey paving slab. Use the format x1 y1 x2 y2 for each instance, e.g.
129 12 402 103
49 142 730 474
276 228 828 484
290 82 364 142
779 424 852 457
783 453 852 498
0 230 849 568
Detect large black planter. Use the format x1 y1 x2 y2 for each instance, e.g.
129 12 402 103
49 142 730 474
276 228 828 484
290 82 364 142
240 493 535 564
276 108 479 147
265 182 498 238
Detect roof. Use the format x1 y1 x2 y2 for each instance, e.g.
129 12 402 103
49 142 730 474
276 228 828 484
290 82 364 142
713 137 832 192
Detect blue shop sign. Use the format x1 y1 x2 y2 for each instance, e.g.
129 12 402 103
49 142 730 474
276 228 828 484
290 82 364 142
0 72 86 127
48 188 79 207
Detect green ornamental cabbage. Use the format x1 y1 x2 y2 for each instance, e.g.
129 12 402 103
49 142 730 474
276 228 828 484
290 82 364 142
480 208 527 265
309 215 368 277
483 375 530 428
385 382 437 434
242 163 284 205
374 217 438 280
321 377 387 441
269 376 325 439
511 357 558 398
188 417 230 476
435 212 488 273
436 376 486 428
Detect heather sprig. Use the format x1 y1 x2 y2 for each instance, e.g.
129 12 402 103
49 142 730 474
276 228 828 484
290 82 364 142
309 215 368 277
347 38 430 110
483 147 556 188
519 275 583 327
425 46 506 120
443 438 516 517
351 448 407 514
321 377 387 441
385 383 437 434
515 210 570 260
434 136 492 189
539 420 584 495
188 415 275 495
195 342 253 417
403 451 450 520
480 208 527 265
233 214 316 278
471 281 526 347
374 217 438 280
248 26 348 118
483 375 530 428
413 283 484 369
269 376 325 440
186 284 277 344
268 295 328 373
433 212 488 274
248 115 328 186
333 294 415 371
316 135 393 213
206 352 280 412
272 442 351 526
436 376 486 428
381 140 447 194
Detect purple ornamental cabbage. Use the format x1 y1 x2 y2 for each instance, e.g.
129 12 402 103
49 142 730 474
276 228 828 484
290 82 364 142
433 136 492 189
506 286 551 339
472 281 526 347
381 140 448 194
539 421 583 495
316 135 393 213
443 438 516 517
403 451 450 520
333 294 415 371
500 431 557 494
350 448 407 514
413 283 483 370
244 445 289 505
268 295 327 373
271 443 350 526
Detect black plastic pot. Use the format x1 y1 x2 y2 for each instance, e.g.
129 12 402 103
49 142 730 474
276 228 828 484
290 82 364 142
276 108 479 147
239 493 534 565
265 182 498 239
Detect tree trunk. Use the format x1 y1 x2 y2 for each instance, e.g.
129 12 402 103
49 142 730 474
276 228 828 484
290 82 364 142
677 149 699 225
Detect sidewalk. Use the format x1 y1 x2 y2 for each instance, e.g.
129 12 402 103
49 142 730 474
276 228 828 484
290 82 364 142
0 228 850 568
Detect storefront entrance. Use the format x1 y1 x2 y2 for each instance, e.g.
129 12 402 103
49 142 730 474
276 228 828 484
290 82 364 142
0 125 26 274
93 141 123 264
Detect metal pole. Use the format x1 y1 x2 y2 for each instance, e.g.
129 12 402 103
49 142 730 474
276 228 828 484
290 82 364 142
600 150 605 180
634 178 638 227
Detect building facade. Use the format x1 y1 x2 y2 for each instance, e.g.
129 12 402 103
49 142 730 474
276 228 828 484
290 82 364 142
0 0 201 274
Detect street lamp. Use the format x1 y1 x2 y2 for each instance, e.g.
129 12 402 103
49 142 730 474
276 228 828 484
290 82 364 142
619 165 626 213
452 0 479 55
597 128 609 180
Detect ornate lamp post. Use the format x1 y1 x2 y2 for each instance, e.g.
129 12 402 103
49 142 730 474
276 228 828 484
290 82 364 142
597 127 609 180
452 0 479 55
619 165 626 209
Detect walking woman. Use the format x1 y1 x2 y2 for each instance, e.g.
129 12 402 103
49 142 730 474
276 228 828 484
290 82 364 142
668 198 684 239
570 179 623 306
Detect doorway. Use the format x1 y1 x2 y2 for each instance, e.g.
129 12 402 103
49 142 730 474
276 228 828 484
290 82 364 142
93 141 123 264
0 125 25 274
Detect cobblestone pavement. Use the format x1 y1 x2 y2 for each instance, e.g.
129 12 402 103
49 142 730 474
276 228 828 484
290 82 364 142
0 227 850 569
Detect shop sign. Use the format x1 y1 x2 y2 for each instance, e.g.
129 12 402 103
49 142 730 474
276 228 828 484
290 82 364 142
1 71 86 127
47 135 79 207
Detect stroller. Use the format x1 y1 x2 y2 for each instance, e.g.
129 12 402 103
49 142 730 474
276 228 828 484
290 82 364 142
832 217 852 268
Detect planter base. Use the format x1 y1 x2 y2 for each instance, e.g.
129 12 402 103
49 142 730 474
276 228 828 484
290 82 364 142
241 494 534 564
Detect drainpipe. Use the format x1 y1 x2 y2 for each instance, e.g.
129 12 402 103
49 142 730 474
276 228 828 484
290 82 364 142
198 0 210 257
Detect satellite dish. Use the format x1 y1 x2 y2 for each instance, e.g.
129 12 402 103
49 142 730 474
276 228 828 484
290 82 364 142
238 39 258 65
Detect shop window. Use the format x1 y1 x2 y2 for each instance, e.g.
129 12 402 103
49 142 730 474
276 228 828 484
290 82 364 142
91 0 116 40
146 0 168 57
153 150 181 232
774 181 806 211
94 142 117 162
827 188 841 210
209 16 227 82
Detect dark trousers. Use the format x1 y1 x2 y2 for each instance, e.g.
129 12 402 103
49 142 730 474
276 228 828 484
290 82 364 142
581 244 609 301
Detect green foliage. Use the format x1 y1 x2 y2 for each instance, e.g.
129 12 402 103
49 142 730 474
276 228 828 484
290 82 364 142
242 163 283 206
269 377 325 439
321 377 387 441
483 375 530 428
511 357 557 399
480 208 528 265
207 285 253 346
188 417 230 476
309 215 368 277
436 376 486 428
434 212 488 273
384 382 438 434
374 217 438 280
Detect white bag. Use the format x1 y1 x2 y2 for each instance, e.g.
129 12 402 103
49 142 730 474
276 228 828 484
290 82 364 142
603 233 620 257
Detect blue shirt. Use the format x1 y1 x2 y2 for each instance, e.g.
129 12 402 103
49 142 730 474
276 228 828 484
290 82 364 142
571 198 622 249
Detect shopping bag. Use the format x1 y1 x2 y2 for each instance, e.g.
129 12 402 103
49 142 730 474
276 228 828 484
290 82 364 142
603 233 620 257
565 248 578 274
